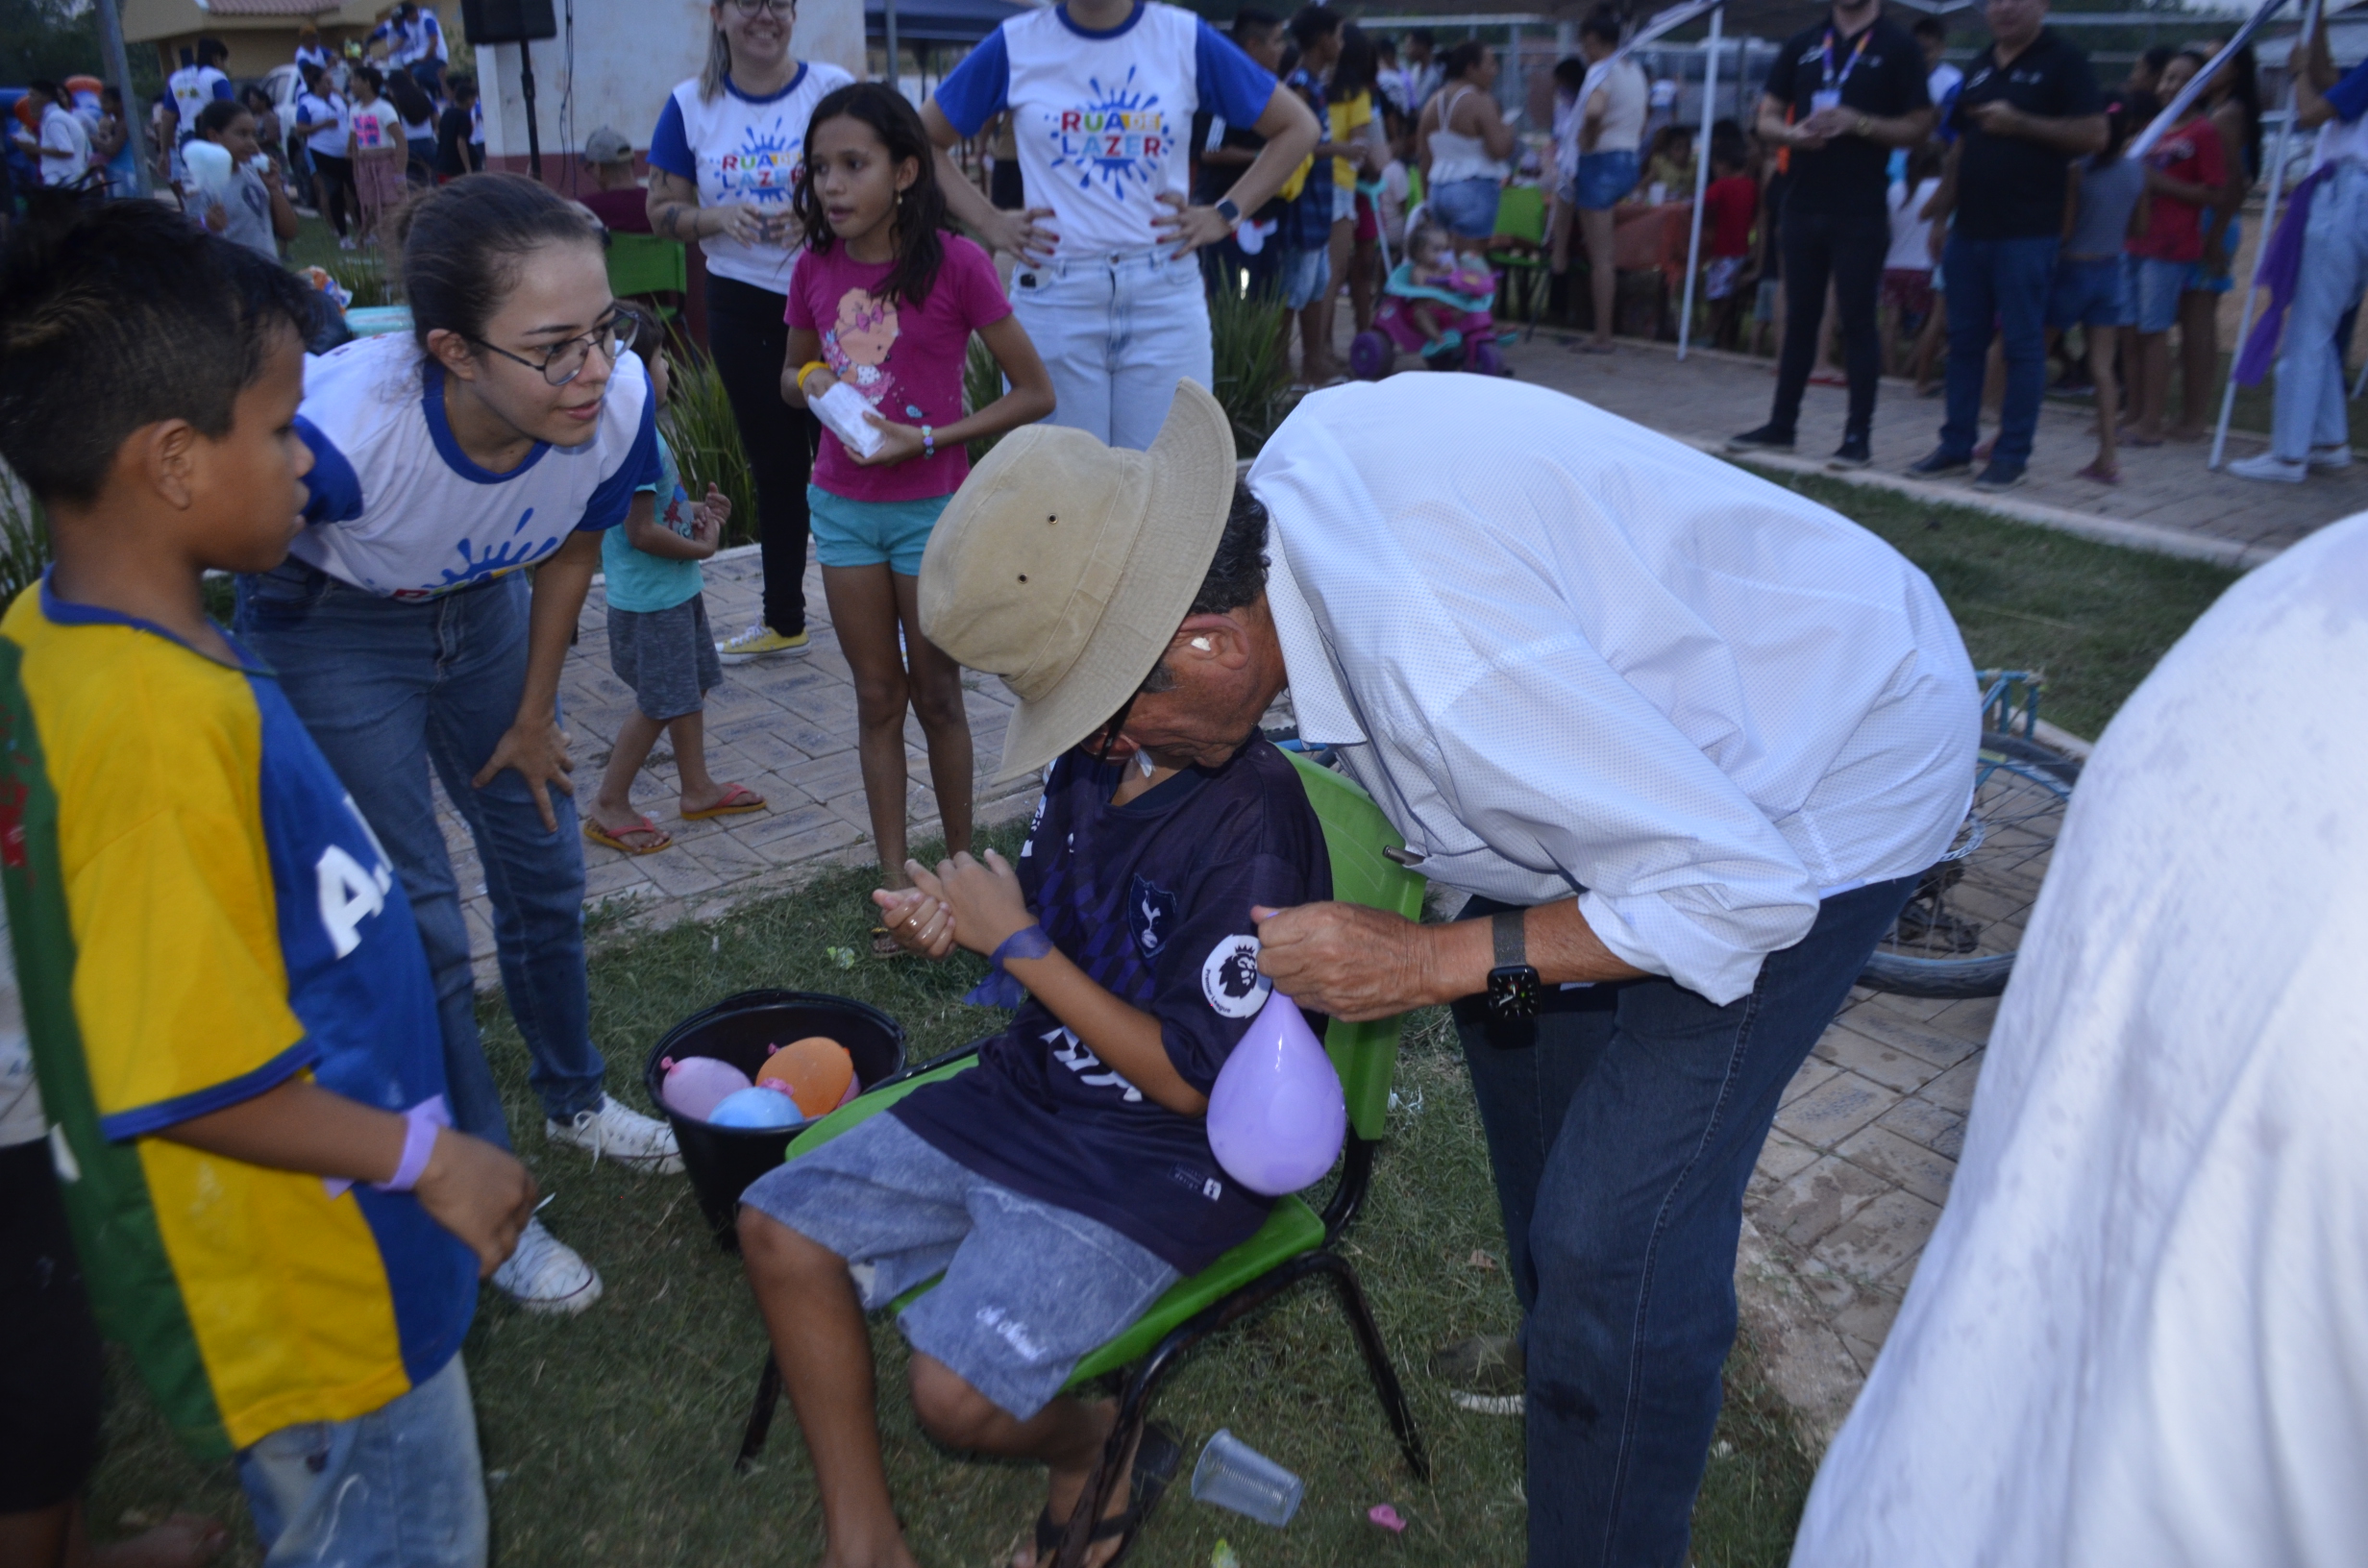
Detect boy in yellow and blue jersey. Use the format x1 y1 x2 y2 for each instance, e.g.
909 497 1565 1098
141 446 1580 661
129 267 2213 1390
0 201 537 1567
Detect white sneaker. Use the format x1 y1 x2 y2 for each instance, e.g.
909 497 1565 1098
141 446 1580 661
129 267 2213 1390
2308 444 2354 471
2227 453 2308 484
491 1219 604 1314
546 1094 683 1173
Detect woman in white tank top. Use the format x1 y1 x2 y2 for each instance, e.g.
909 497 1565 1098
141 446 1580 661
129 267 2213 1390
1418 42 1516 249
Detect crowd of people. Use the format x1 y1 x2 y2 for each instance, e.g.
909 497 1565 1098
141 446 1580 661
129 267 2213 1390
2 2 2365 1567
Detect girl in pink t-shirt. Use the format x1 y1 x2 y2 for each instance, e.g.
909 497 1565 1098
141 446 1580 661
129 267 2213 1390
782 83 1054 943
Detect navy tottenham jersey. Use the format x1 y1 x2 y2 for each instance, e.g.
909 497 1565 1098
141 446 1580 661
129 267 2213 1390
892 739 1330 1272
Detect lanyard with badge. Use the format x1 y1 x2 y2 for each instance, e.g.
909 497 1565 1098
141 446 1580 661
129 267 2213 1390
1812 26 1873 114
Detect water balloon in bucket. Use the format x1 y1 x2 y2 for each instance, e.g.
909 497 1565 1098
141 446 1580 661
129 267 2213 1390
658 1055 751 1121
706 1083 809 1130
757 1036 856 1116
1205 989 1346 1196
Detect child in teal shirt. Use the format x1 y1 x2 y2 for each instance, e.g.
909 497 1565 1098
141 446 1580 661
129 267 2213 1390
584 317 766 854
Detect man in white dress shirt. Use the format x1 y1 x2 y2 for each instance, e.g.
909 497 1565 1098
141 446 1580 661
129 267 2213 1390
919 376 1978 1568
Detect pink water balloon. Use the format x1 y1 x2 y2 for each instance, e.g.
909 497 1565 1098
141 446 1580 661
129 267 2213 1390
1205 989 1346 1196
659 1055 751 1121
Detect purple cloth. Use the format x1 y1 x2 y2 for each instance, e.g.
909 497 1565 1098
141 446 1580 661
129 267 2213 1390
2235 166 2329 386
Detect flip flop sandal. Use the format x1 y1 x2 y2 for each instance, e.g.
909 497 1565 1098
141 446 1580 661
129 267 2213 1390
681 783 766 821
582 817 671 855
1028 1423 1181 1568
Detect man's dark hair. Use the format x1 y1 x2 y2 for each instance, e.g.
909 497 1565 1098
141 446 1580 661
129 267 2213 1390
1408 28 1434 49
0 200 311 507
1289 5 1343 51
1553 55 1588 92
1138 485 1270 694
2140 43 2177 76
1442 39 1488 78
1580 7 1622 47
1231 8 1280 44
447 71 477 101
196 36 228 64
195 98 246 139
1912 15 1947 43
25 79 64 106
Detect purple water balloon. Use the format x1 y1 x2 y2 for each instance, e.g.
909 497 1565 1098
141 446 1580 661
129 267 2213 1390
1205 989 1346 1196
659 1054 751 1121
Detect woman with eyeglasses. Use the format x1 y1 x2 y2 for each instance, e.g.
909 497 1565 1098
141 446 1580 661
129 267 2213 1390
233 174 685 1317
645 0 852 665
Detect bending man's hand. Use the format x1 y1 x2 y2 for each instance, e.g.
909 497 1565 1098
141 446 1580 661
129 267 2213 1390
1252 901 1440 1021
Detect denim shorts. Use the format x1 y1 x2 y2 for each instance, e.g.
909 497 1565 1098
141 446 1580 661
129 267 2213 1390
2048 256 2131 331
1275 243 1331 310
1573 149 1640 211
2126 255 2188 333
1429 176 1502 239
806 485 950 576
2186 211 2240 295
742 1114 1179 1420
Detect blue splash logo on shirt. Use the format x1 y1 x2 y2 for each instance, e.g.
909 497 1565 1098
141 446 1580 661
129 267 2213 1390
1127 874 1178 959
716 121 802 204
426 505 560 594
1050 70 1168 194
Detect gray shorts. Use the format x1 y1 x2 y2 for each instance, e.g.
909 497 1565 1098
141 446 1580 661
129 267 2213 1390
741 1115 1179 1419
605 593 722 722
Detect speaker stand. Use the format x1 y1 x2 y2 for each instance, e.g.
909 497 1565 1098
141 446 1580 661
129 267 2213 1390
518 36 543 181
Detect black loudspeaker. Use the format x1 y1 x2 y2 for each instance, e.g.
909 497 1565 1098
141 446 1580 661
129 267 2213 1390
460 0 555 44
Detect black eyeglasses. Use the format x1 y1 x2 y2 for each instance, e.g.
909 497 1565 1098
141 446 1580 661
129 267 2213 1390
727 0 795 13
1091 693 1141 768
471 311 638 387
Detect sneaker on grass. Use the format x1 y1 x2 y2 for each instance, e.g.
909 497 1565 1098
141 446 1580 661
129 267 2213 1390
715 623 811 663
491 1219 604 1315
547 1095 684 1173
1724 424 1795 454
1430 1334 1525 1415
2227 453 2307 484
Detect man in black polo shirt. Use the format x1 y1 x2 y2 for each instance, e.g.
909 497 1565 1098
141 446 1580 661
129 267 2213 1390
1729 0 1933 468
1909 0 2104 489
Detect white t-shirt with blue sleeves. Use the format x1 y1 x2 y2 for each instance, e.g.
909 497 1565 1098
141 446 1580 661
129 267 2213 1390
647 62 855 292
292 332 661 599
932 1 1278 258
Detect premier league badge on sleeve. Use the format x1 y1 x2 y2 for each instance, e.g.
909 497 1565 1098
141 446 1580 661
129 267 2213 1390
1128 874 1179 960
1201 934 1271 1018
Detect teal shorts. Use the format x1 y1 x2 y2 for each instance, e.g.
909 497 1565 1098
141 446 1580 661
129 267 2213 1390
807 486 950 576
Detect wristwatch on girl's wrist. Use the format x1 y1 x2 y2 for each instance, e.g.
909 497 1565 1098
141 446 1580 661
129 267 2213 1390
1216 197 1243 230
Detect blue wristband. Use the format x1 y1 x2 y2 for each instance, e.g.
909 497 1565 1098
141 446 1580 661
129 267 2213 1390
964 923 1052 1008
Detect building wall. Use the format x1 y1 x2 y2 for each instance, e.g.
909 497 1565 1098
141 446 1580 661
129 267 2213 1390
475 0 862 179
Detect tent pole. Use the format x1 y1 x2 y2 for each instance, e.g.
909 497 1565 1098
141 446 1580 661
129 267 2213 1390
1677 6 1721 359
884 0 900 97
2208 0 2321 469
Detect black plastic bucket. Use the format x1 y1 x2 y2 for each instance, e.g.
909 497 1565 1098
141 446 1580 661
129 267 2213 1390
640 990 904 1250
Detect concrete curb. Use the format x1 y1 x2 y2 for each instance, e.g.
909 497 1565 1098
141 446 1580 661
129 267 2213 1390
1710 444 2283 572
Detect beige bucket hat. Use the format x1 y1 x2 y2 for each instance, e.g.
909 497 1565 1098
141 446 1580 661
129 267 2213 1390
918 380 1238 783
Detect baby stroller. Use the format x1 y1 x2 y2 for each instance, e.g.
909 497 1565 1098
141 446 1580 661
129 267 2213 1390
1351 258 1508 380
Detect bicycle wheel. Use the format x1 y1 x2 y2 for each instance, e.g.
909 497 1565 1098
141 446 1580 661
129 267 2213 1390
1857 732 2082 999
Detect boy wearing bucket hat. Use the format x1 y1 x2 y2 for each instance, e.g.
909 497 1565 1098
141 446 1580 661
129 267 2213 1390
735 386 1330 1568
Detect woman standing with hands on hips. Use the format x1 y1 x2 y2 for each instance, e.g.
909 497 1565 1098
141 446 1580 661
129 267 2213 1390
646 0 852 662
234 176 685 1316
920 0 1319 449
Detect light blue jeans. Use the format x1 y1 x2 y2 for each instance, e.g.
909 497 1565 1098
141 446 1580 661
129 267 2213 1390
237 1355 486 1568
2269 161 2368 462
1008 247 1212 451
234 562 608 1148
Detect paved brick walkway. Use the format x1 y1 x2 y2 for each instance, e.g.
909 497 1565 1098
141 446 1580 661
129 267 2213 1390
1493 331 2364 567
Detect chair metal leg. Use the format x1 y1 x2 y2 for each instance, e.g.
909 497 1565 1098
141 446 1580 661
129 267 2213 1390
735 1352 781 1474
1311 1251 1431 1481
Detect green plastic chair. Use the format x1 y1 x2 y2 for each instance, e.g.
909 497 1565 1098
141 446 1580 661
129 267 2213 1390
606 233 688 307
1487 184 1549 339
734 751 1431 1564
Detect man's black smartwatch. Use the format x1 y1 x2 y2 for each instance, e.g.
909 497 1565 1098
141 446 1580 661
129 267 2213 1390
1486 909 1541 1021
1215 196 1243 230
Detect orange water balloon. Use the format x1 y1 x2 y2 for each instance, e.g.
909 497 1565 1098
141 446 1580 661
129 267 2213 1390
757 1036 854 1117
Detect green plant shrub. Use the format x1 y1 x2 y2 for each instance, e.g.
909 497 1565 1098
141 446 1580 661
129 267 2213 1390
1207 284 1296 455
657 341 760 551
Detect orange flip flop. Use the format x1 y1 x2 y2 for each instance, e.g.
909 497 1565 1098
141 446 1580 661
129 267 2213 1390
681 783 766 821
583 816 672 855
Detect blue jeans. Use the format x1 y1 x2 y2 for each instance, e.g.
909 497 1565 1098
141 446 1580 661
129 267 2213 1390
1939 233 2060 470
234 563 607 1147
1429 176 1502 240
1454 877 1916 1568
2269 162 2368 462
1009 247 1212 452
237 1354 485 1568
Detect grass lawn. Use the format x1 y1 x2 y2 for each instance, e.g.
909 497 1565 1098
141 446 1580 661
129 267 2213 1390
1741 468 2241 742
74 474 2234 1565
